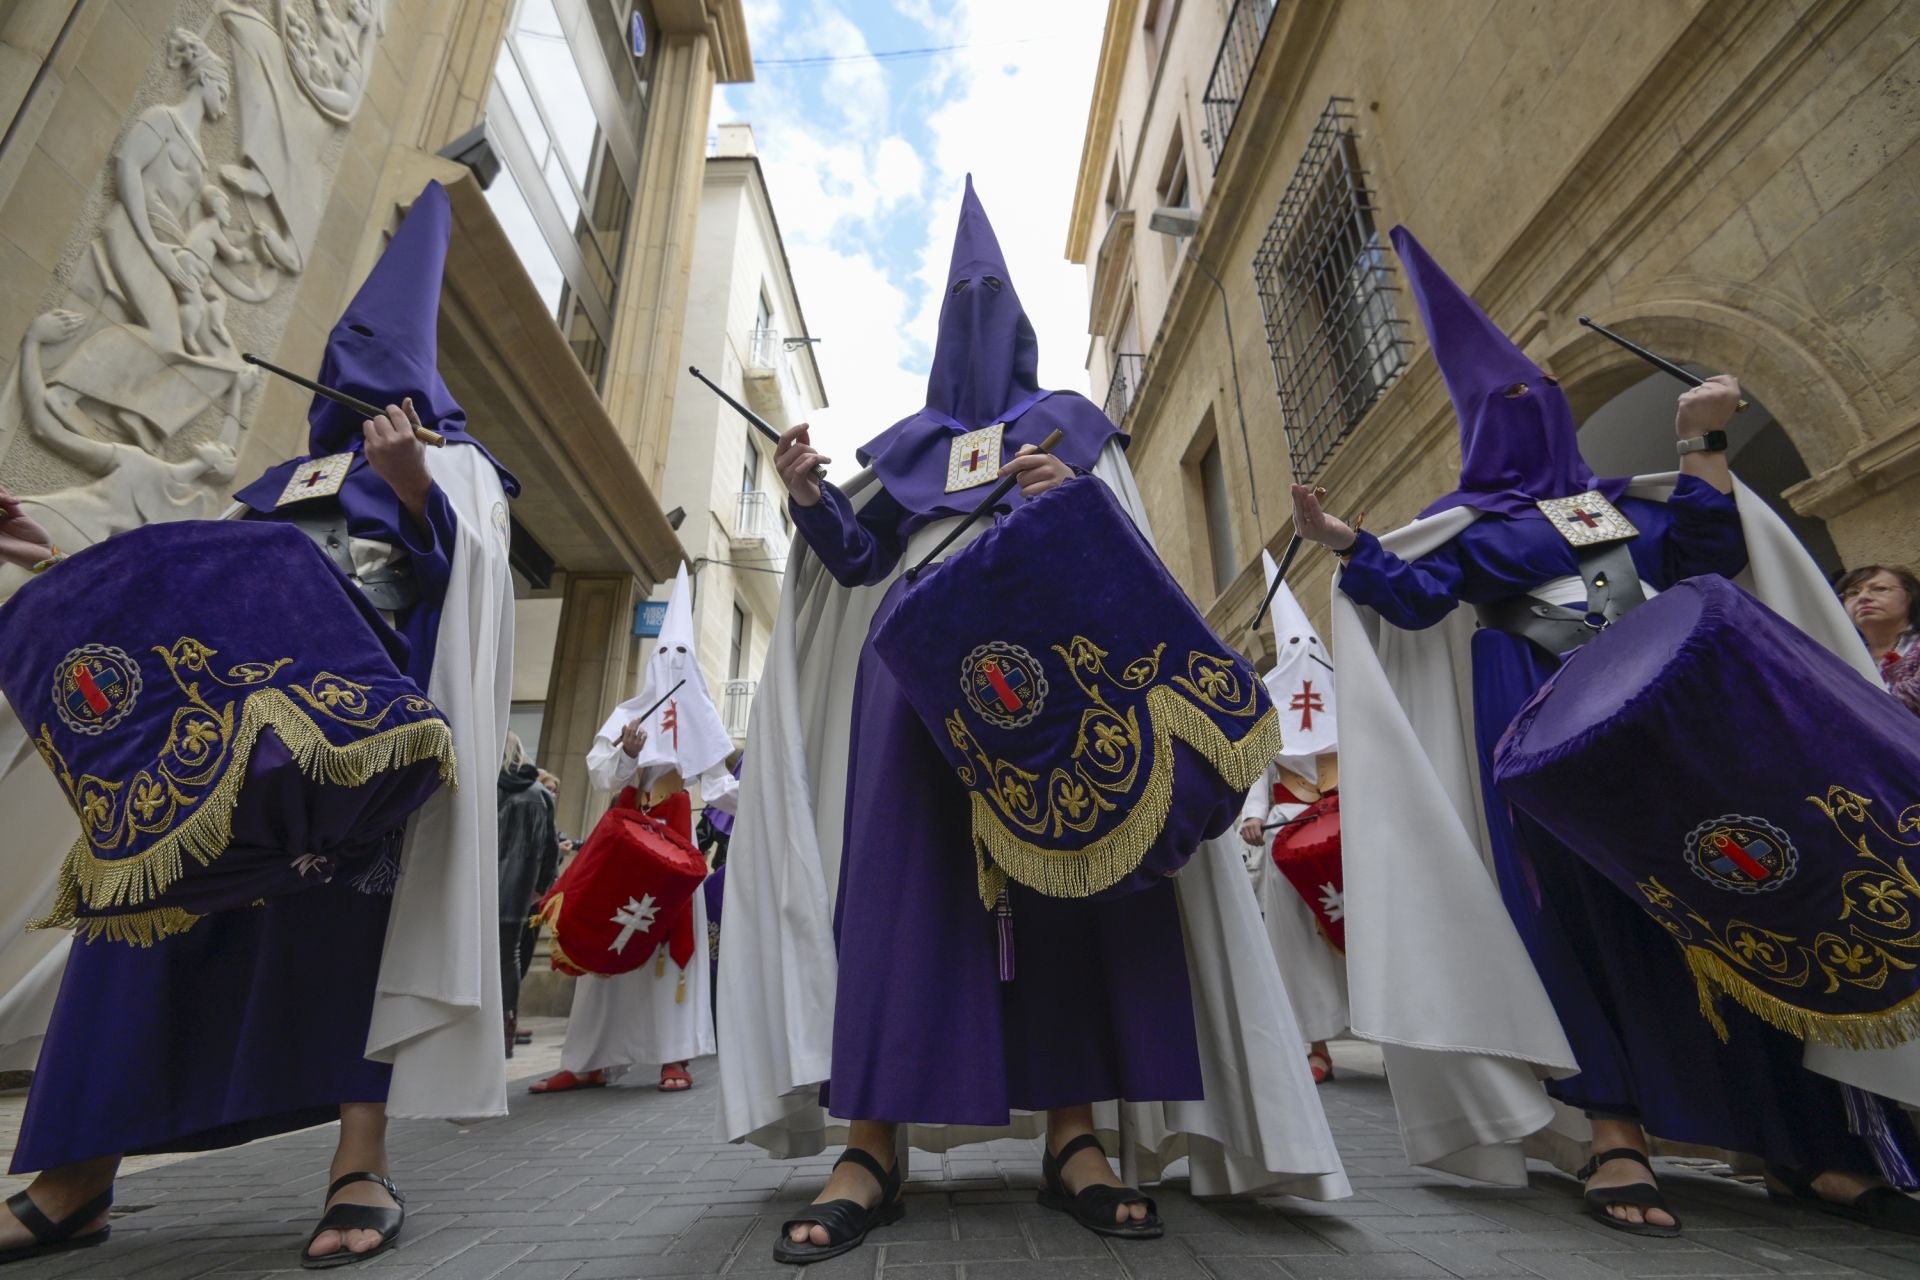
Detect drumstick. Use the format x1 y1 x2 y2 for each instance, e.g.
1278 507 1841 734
905 429 1066 580
1244 486 1327 633
634 678 686 725
241 353 446 445
689 366 827 482
1261 811 1322 833
1575 318 1748 411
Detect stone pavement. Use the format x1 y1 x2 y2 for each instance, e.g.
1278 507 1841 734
4 1042 1917 1280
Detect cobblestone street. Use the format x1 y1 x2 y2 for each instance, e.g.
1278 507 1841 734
4 1039 1916 1280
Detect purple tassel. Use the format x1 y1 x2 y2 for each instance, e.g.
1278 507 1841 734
1842 1085 1919 1190
996 888 1015 983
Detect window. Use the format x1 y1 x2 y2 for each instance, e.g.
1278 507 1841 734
1103 156 1123 219
485 0 652 386
741 426 761 494
1157 129 1189 211
1199 440 1237 595
755 288 773 334
1142 0 1175 69
729 604 748 680
1253 97 1410 482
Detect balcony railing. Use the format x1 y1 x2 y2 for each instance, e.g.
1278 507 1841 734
746 326 781 373
720 679 755 738
732 490 791 565
1103 352 1145 424
1201 0 1276 169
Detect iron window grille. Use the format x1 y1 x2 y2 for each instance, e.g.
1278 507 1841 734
1201 0 1275 168
1104 352 1146 424
1253 97 1409 482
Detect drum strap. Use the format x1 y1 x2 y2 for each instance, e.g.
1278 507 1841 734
286 511 421 613
1474 541 1646 658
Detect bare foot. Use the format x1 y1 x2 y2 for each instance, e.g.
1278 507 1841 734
1048 1108 1147 1226
0 1160 117 1252
1584 1120 1674 1230
305 1177 399 1259
788 1121 895 1248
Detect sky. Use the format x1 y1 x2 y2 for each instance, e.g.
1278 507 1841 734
714 0 1110 476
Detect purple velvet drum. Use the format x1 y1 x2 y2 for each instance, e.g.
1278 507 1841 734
1492 575 1920 1051
872 477 1282 906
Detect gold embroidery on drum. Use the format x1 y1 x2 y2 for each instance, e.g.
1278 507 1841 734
1630 783 1920 1050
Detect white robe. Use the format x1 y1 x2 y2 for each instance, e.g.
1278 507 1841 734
1335 474 1920 1184
1238 764 1349 1045
556 744 718 1076
0 443 515 1122
715 443 1350 1199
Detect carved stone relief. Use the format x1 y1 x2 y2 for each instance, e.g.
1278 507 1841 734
0 0 388 599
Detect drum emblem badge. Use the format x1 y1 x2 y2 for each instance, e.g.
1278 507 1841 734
961 641 1047 730
52 644 142 735
1683 815 1797 895
1536 490 1639 546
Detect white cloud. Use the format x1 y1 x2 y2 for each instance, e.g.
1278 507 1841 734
714 0 1109 477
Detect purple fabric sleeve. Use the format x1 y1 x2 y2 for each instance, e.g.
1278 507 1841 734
390 482 458 608
1659 475 1747 581
1335 531 1467 630
788 484 908 587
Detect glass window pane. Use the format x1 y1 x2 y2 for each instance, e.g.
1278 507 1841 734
513 0 600 185
542 148 582 228
492 47 550 164
484 161 567 315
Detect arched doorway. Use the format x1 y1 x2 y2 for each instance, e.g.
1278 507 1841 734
1576 366 1843 578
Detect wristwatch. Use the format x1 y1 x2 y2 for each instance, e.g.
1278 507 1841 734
1676 430 1728 456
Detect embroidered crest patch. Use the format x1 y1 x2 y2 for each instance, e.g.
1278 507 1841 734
961 641 1047 730
275 453 354 507
51 644 142 735
1536 490 1639 546
945 424 1005 493
491 500 510 549
1683 815 1797 895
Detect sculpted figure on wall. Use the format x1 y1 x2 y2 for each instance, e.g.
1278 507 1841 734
0 3 386 598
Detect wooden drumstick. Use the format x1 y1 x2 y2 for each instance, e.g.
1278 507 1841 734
242 353 447 446
906 429 1066 580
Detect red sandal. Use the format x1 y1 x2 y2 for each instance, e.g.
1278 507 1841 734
659 1063 692 1092
1307 1049 1333 1084
527 1069 606 1094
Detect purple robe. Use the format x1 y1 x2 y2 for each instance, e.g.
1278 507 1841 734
11 182 493 1173
1338 479 1917 1174
788 177 1201 1122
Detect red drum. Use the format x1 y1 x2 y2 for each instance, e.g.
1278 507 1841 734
537 790 706 977
1271 791 1344 953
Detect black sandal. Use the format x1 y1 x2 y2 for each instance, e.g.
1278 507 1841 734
0 1188 111 1266
1576 1147 1681 1238
772 1147 903 1265
301 1172 405 1270
1766 1164 1920 1238
1039 1133 1163 1240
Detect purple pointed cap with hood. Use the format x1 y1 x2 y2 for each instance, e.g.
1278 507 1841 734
1392 225 1621 519
304 181 517 495
856 177 1119 516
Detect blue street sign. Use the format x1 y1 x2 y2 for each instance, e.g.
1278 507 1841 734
634 599 669 636
630 12 646 57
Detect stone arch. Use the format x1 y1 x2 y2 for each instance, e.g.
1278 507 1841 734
1540 295 1873 480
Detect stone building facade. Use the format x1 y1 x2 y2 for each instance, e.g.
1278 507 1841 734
0 0 751 842
1067 0 1920 659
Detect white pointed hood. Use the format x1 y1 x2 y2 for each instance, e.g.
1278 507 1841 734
1264 550 1338 757
589 565 735 801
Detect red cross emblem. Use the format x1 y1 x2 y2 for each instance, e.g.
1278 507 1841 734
966 447 985 473
1570 508 1600 529
71 663 111 716
976 659 1025 713
660 701 679 749
1289 680 1324 730
301 467 331 489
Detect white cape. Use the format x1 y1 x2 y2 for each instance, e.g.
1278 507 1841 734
0 444 514 1122
716 444 1349 1199
1335 474 1920 1184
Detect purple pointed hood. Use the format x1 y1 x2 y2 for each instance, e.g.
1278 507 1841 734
854 177 1118 516
305 181 517 494
1392 226 1621 519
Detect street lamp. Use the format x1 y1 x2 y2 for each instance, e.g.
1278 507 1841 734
1149 206 1260 522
